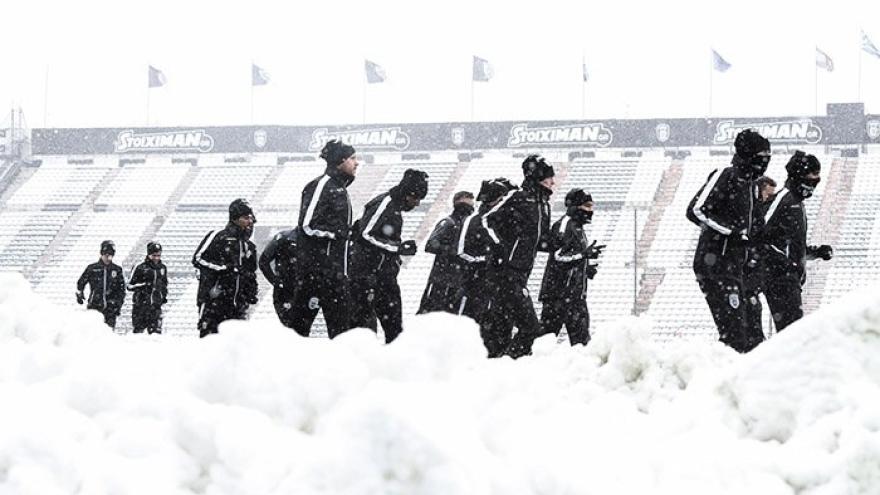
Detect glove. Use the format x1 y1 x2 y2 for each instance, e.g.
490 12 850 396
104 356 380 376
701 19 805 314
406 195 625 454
246 294 259 305
586 264 598 280
399 240 418 256
75 291 84 305
274 280 285 290
814 244 833 261
585 240 606 259
489 242 506 266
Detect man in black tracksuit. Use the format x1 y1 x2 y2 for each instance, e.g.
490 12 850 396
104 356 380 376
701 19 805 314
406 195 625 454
127 241 168 334
456 178 517 347
483 155 554 359
687 129 770 353
192 199 259 338
539 188 605 346
755 151 832 332
349 169 429 343
291 139 358 338
76 240 126 329
259 228 317 332
417 190 474 314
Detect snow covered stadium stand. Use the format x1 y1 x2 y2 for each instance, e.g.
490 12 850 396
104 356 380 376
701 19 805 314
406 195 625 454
3 104 880 339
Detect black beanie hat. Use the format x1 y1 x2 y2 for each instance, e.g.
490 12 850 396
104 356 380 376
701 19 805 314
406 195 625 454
477 177 516 203
522 154 555 182
564 188 593 208
785 151 821 179
320 139 356 167
734 129 771 159
100 240 116 255
147 241 162 255
397 169 430 200
229 198 255 222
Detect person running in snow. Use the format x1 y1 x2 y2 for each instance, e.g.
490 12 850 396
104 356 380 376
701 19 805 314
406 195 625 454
127 241 168 334
76 240 126 330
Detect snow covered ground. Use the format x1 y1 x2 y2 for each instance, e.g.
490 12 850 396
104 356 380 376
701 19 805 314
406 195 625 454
1 271 879 495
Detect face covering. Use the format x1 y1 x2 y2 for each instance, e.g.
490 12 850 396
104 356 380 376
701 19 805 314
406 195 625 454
750 154 771 178
794 176 820 198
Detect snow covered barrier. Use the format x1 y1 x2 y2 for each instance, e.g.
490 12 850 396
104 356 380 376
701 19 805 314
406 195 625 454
1 271 880 494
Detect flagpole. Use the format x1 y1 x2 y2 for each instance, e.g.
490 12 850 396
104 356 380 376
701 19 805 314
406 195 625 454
43 65 49 127
250 61 255 125
146 89 151 127
362 78 367 125
581 54 586 119
814 52 818 115
708 57 713 117
470 76 475 121
858 48 863 103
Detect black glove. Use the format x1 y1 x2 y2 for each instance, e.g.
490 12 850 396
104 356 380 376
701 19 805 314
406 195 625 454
814 244 833 261
489 242 506 266
586 264 598 279
585 240 606 259
246 294 259 305
75 291 84 305
399 240 418 256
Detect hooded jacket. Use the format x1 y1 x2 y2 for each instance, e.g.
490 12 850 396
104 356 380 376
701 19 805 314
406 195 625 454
539 208 593 302
482 180 552 274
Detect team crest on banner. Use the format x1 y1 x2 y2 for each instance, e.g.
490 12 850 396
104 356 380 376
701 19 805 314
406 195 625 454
655 123 671 143
451 127 465 147
253 129 268 148
867 120 880 140
728 293 740 309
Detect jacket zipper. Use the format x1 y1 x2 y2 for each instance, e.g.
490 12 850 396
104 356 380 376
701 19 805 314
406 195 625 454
233 240 242 305
102 266 107 309
151 268 157 305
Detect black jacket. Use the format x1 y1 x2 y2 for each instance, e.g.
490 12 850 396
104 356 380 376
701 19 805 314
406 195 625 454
127 258 168 308
258 228 300 288
77 261 126 314
482 182 552 274
757 186 820 284
456 205 495 283
424 203 473 288
350 191 408 280
192 222 258 308
539 211 592 302
687 164 761 280
297 166 354 277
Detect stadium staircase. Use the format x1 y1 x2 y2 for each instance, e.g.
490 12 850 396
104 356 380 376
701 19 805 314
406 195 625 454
802 156 856 313
633 161 683 315
24 167 121 279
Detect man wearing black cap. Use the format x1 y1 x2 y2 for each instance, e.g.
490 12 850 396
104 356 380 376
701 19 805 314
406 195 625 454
127 241 168 334
259 228 316 331
192 198 259 337
539 188 605 346
687 129 770 352
348 168 429 343
417 190 475 314
482 155 555 358
755 151 832 333
76 240 127 329
456 177 518 355
291 139 358 337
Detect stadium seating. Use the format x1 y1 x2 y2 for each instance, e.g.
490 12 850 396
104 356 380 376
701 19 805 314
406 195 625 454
1 144 871 345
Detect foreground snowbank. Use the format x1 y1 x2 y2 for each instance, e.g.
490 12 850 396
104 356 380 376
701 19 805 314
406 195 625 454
1 272 879 494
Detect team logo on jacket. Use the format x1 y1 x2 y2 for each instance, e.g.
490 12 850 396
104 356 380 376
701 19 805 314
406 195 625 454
111 271 118 278
655 123 671 143
114 130 215 153
308 297 320 310
713 120 822 144
253 129 268 148
867 120 880 140
728 293 740 309
507 123 613 147
308 127 411 151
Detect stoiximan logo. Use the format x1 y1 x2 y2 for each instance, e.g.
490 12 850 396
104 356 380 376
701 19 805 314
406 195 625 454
507 123 613 147
713 120 822 144
114 130 215 153
309 127 411 151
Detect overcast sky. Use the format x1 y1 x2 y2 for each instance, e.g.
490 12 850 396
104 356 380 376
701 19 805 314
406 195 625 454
3 0 880 128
